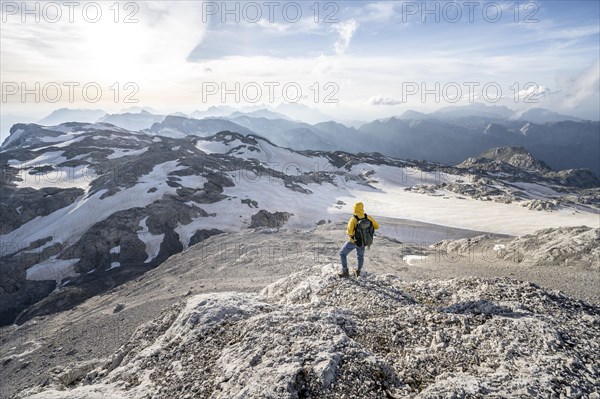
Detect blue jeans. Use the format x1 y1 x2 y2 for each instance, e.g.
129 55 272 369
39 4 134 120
339 241 365 272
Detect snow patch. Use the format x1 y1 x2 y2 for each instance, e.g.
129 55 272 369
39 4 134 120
8 151 66 168
106 147 148 160
403 255 428 265
26 256 80 283
0 161 183 256
138 217 164 263
195 140 234 154
14 164 95 190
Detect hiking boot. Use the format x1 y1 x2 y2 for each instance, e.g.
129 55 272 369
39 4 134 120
353 269 361 278
338 270 350 278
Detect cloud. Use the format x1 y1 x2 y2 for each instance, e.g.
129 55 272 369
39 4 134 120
356 2 398 23
557 60 600 108
331 19 358 55
368 96 402 106
255 17 322 35
515 85 558 101
0 1 207 83
1 1 598 121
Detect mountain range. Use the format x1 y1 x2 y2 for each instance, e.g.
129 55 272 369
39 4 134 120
11 104 597 175
1 113 599 398
1 120 598 328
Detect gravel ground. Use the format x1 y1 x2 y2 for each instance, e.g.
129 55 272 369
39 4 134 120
1 222 598 398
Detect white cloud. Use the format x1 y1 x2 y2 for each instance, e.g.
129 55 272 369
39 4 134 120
1 1 598 121
515 85 557 101
368 96 402 106
0 1 207 86
557 60 600 109
357 2 398 23
255 17 322 35
331 19 358 55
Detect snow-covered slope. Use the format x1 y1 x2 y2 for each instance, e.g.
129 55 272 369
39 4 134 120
1 122 598 327
16 264 600 398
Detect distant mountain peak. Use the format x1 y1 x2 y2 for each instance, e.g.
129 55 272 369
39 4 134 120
460 146 553 174
227 109 291 121
37 108 107 126
483 146 552 171
398 110 428 120
511 108 582 123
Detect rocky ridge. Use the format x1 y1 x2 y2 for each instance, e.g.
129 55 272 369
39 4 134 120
16 264 600 399
431 226 600 269
405 146 600 208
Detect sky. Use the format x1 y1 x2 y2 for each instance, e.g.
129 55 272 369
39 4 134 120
1 0 599 131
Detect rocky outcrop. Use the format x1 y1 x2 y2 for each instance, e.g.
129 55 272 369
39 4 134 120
432 226 599 268
18 265 600 398
473 146 553 173
0 186 85 234
188 229 224 247
402 147 600 208
0 280 56 328
552 169 600 189
495 226 599 267
458 146 599 188
249 210 293 229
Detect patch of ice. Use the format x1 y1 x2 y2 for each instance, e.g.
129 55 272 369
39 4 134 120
196 170 346 231
510 182 560 199
334 163 600 236
173 217 224 249
0 161 182 256
36 135 86 149
138 217 164 263
109 262 121 270
196 140 236 154
14 164 96 190
106 147 148 160
403 255 428 265
8 151 66 168
26 256 80 283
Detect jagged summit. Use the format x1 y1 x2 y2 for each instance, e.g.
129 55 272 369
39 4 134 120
460 146 553 174
1 122 126 150
16 264 600 398
457 146 600 188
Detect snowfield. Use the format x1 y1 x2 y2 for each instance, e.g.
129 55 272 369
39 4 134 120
1 160 185 257
341 163 598 236
25 256 80 283
2 128 598 286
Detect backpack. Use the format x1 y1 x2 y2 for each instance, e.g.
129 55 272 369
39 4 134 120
354 214 374 248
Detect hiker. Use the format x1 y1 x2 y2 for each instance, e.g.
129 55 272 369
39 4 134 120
338 202 380 278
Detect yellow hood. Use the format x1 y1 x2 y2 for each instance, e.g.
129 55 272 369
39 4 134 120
353 202 365 218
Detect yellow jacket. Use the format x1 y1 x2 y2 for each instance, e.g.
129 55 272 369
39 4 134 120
347 202 380 243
